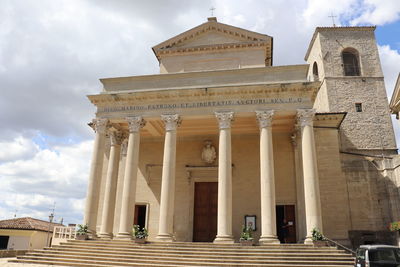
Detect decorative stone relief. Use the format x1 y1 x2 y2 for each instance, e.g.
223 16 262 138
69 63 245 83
215 111 234 129
255 110 274 128
201 140 217 164
91 118 109 134
161 114 182 131
109 131 125 146
297 109 316 127
126 116 146 133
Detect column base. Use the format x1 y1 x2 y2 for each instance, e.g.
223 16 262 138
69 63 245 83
259 236 280 245
87 230 97 239
304 236 313 245
214 235 235 244
156 234 174 242
115 232 133 240
97 232 113 239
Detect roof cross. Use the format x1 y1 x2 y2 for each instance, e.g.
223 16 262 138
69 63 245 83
210 6 216 17
328 12 337 27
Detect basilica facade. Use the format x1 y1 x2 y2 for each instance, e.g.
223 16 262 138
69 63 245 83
83 17 399 247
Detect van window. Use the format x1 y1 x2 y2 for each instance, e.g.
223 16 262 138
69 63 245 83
368 248 400 262
356 249 365 260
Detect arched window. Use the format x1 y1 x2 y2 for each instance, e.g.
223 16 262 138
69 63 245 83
313 62 319 81
342 49 360 76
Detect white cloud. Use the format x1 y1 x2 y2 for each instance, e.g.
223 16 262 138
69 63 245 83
0 137 39 162
351 0 400 25
379 45 400 99
0 136 93 224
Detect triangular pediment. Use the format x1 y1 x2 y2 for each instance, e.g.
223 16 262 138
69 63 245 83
152 17 272 57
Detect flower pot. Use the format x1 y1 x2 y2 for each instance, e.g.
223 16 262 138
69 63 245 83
312 240 329 247
76 234 88 240
240 239 254 246
135 238 147 244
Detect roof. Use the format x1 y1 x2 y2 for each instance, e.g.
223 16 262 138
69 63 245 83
152 17 273 65
0 217 63 233
304 26 376 60
359 245 399 249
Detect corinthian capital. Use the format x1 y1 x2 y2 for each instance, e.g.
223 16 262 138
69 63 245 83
91 118 109 134
126 116 146 133
109 131 124 146
215 111 234 129
256 110 274 128
297 109 316 127
161 114 181 131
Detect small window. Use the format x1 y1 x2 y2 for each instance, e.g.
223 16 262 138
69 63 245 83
355 103 362 112
342 49 360 76
313 62 319 81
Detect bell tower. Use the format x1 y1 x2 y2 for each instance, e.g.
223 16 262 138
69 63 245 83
305 26 396 154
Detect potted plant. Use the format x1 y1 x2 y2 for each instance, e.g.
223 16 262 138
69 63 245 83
389 221 400 246
240 225 254 246
311 228 328 247
75 224 89 240
133 225 148 244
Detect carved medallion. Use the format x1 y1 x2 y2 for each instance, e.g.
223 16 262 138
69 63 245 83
201 140 217 164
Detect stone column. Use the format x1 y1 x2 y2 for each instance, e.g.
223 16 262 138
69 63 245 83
256 110 280 244
214 111 235 244
116 116 146 239
297 109 323 244
156 114 181 241
83 118 108 237
98 130 124 238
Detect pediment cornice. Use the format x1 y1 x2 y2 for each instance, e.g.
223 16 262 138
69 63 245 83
152 18 272 62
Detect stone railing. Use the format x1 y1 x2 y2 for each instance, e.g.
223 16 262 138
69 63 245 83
52 226 76 246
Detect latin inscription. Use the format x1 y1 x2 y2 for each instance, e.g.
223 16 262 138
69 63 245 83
99 97 304 113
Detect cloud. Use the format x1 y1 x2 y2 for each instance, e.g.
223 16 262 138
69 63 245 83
350 0 400 25
0 136 93 224
379 45 400 98
0 137 39 162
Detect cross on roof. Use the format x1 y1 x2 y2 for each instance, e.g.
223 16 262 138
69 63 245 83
328 13 337 27
210 7 216 17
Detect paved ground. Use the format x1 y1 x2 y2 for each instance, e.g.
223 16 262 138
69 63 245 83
0 258 54 266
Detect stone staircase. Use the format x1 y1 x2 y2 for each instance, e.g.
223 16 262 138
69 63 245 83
10 239 355 266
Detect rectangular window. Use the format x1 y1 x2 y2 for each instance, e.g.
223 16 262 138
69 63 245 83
355 103 362 112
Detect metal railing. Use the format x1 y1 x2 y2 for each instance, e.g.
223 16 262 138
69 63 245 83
324 236 356 255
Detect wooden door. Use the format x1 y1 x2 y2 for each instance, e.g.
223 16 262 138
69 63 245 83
276 205 297 243
193 182 218 242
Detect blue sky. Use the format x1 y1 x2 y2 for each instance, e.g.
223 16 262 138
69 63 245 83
0 0 399 225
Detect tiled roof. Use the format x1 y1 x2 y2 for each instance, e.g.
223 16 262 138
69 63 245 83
0 217 63 232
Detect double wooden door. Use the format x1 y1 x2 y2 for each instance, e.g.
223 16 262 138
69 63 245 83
193 182 218 242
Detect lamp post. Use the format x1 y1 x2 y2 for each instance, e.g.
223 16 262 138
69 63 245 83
46 213 54 247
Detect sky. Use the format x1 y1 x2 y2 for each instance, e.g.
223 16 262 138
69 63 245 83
0 0 399 225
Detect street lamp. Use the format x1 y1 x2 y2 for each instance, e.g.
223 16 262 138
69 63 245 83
46 213 54 247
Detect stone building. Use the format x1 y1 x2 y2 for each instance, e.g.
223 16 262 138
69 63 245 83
83 17 399 247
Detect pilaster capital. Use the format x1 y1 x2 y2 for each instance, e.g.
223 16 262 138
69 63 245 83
126 116 146 133
109 131 125 146
91 118 109 134
256 110 274 128
161 114 182 131
215 111 234 129
297 109 316 127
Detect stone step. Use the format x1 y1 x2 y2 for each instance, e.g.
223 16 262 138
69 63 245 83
14 255 355 266
41 246 350 257
9 258 355 267
59 242 342 252
26 250 354 262
68 239 330 249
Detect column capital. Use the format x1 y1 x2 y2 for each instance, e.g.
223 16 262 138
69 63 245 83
297 109 316 127
215 111 234 129
161 114 182 131
256 110 274 128
109 131 124 146
91 118 109 134
126 116 146 133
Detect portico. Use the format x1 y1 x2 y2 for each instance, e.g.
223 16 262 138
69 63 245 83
83 18 348 244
